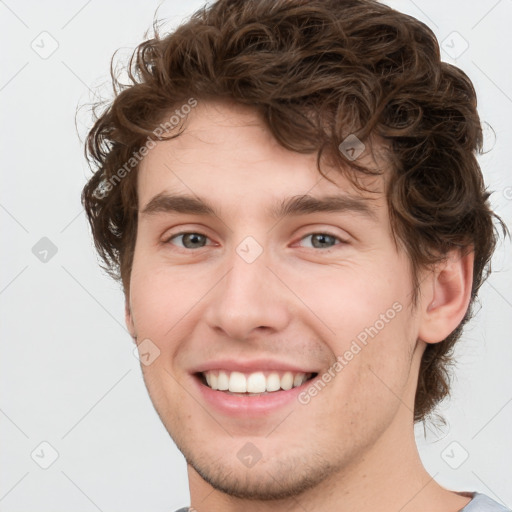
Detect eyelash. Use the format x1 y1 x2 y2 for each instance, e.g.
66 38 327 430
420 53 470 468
164 231 348 251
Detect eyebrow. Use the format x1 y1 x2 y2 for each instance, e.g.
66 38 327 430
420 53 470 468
141 192 378 221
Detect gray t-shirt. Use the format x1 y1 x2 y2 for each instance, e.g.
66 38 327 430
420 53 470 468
462 492 511 511
173 492 511 511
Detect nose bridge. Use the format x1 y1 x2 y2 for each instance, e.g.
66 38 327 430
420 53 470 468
204 237 291 339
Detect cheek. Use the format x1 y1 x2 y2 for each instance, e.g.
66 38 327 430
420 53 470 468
291 262 415 406
129 263 198 419
289 261 407 341
129 255 200 335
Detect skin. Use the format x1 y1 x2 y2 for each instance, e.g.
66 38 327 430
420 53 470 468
125 100 474 512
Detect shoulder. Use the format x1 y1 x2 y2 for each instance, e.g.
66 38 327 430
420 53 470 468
461 493 511 512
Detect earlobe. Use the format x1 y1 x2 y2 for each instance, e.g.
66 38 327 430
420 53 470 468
418 248 474 344
125 299 137 342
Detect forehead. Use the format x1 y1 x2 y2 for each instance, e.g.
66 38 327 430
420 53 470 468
137 100 389 216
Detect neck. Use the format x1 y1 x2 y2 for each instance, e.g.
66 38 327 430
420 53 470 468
187 407 471 512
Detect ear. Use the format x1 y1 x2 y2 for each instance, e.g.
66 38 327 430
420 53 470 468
417 248 474 344
125 298 137 342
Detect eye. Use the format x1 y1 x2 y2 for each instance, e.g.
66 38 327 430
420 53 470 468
164 231 347 251
166 232 210 249
298 232 346 249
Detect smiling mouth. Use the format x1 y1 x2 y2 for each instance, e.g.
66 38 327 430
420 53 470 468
196 370 319 396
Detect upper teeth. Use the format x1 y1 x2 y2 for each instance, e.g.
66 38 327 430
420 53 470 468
203 370 311 393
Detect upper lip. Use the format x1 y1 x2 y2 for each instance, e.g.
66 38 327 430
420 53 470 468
190 358 320 375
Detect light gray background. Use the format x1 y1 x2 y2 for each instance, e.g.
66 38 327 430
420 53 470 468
0 1 511 511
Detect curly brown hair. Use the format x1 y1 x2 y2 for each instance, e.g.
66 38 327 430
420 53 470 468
81 0 508 422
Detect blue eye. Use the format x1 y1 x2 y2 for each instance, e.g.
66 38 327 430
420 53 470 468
299 233 343 249
165 232 345 251
167 232 209 249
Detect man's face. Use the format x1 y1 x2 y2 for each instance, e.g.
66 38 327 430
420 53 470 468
126 100 426 500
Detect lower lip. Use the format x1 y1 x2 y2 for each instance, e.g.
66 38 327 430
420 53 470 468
191 374 316 417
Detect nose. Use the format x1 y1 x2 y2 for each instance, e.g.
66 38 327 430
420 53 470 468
203 242 292 341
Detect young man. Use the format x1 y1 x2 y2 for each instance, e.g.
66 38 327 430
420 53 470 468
82 0 509 510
